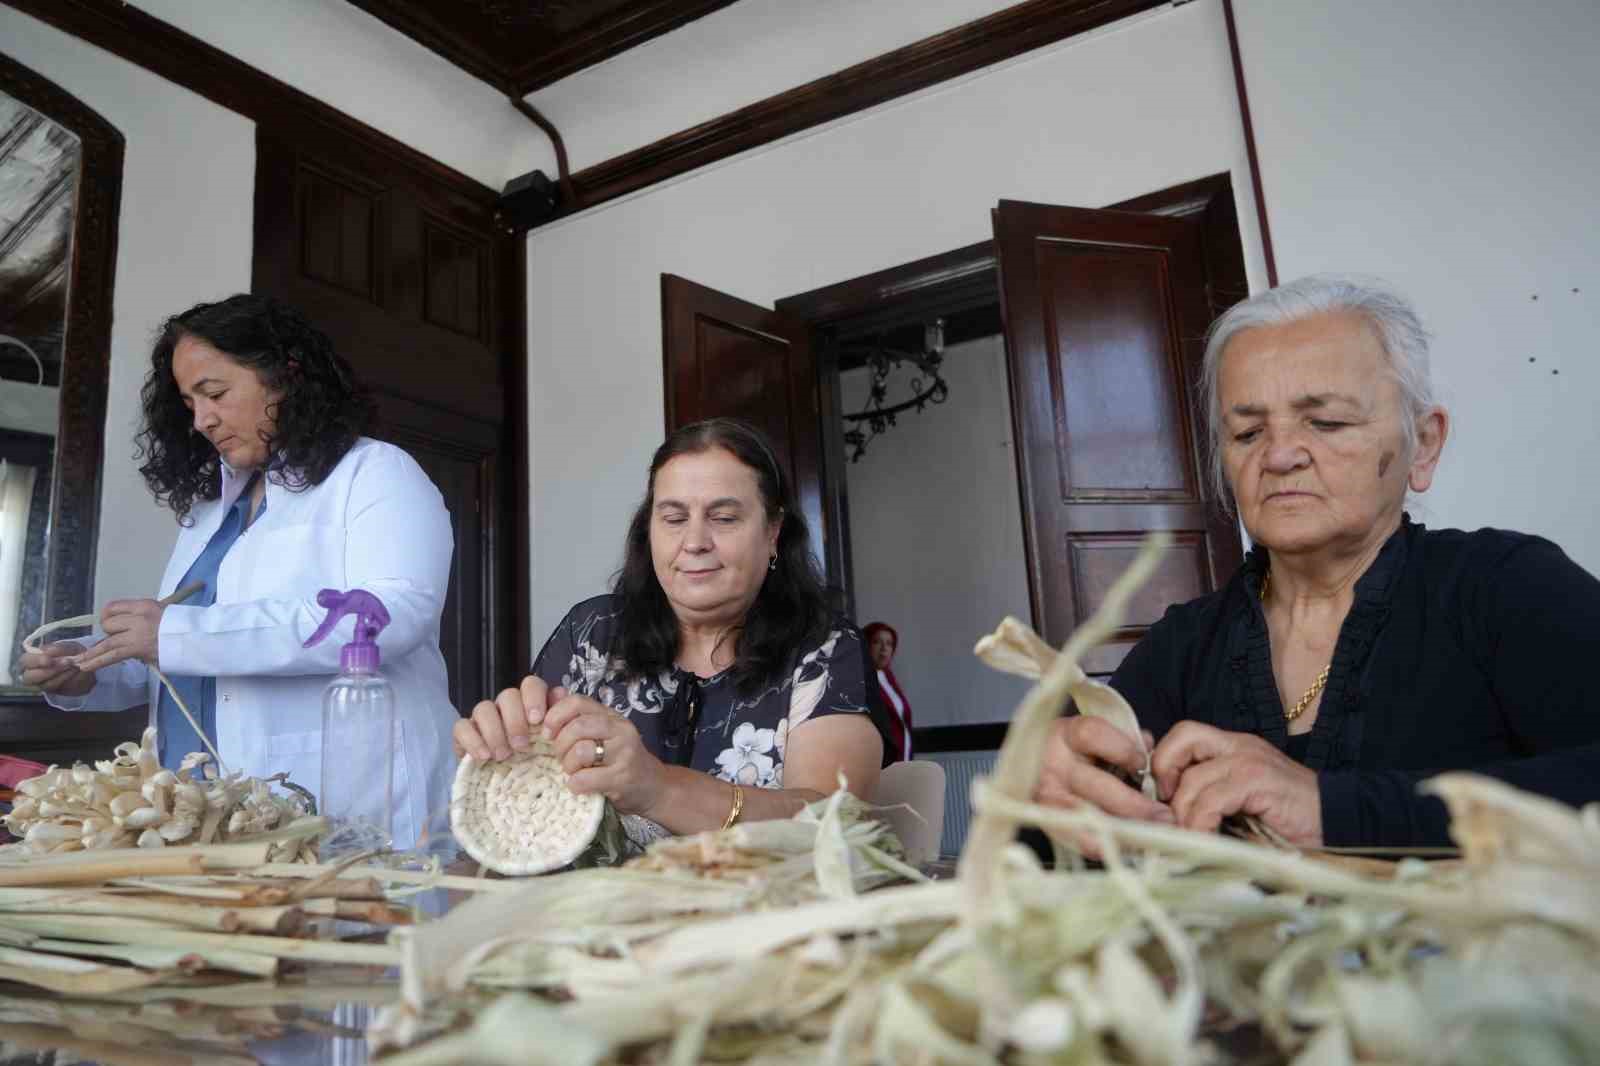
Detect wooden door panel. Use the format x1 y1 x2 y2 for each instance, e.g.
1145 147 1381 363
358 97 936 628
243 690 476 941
255 129 514 712
257 140 503 423
694 318 796 457
1068 531 1212 628
378 395 498 718
661 275 825 573
995 199 1241 665
1040 241 1193 497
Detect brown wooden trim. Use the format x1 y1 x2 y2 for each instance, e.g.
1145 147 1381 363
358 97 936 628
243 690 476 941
340 0 515 96
510 0 742 95
1221 0 1278 286
1 0 496 204
0 51 120 744
565 0 1167 216
341 0 740 97
502 233 533 679
777 241 997 328
0 50 120 644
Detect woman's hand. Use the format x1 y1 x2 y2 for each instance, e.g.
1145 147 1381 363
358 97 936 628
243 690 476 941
18 642 96 696
67 600 168 674
541 692 668 817
1151 722 1322 847
1036 715 1172 820
454 675 563 760
1035 716 1173 858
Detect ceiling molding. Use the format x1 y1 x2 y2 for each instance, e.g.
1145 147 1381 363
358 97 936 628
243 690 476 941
341 0 742 96
558 0 1167 222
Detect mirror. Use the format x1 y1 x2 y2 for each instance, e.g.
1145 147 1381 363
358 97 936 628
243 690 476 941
0 55 121 704
0 91 76 690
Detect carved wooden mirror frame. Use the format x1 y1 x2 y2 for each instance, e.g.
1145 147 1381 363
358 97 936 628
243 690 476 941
0 52 121 699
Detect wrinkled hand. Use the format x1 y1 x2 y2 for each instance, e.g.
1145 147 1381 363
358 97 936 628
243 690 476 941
1151 722 1322 847
68 600 167 674
18 641 95 696
454 675 562 761
540 692 666 816
1035 715 1173 858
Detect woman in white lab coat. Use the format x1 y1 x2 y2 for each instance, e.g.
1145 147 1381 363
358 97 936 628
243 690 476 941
19 294 457 850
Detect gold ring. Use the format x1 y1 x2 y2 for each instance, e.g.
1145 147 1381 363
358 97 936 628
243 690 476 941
592 740 606 767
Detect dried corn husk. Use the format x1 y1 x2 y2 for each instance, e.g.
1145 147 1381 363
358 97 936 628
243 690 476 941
367 533 1600 1066
0 727 309 859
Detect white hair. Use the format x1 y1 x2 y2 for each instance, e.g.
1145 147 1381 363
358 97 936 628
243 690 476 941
1198 273 1438 510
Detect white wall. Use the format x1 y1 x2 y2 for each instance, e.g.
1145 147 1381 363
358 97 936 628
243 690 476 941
525 0 1266 644
126 0 543 190
526 0 1023 169
1 7 255 605
1235 0 1600 572
843 337 1034 728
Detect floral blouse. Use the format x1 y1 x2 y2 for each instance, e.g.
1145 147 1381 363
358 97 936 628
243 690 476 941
532 595 873 789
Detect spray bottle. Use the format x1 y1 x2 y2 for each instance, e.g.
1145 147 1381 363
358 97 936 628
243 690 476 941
304 588 394 860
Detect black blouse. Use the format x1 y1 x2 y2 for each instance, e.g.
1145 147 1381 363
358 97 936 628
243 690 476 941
533 595 877 788
1109 516 1600 847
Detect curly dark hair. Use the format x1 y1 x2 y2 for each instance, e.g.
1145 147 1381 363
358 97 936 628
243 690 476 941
136 294 376 524
613 418 831 694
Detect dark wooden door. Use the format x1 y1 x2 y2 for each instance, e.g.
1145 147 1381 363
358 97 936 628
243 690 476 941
660 275 825 571
994 199 1243 675
254 130 519 715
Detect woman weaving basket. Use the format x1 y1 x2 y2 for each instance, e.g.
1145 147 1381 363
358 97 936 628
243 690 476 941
1037 275 1600 850
18 295 458 851
454 419 885 843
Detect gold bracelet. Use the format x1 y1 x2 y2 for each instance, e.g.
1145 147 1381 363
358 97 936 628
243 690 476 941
720 783 744 831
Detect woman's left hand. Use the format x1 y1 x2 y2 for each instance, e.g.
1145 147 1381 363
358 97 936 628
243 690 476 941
1150 721 1323 847
541 692 668 816
69 599 168 674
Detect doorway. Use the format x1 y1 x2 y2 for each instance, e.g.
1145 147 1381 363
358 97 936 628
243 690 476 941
662 174 1251 754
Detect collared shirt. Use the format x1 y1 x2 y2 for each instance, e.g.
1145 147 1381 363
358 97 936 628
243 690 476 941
156 473 262 769
45 438 458 852
1109 515 1600 847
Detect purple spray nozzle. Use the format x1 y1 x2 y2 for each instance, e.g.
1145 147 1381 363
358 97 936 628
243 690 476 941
303 588 391 673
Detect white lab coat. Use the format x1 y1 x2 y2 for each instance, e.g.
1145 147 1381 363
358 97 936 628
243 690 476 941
48 438 458 850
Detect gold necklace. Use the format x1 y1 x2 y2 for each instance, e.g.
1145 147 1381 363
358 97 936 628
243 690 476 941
1260 569 1332 722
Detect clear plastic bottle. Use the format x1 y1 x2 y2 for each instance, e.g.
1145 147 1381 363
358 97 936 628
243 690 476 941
305 589 394 861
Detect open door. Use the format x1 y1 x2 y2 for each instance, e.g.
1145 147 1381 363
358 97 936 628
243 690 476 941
994 199 1243 675
660 275 826 575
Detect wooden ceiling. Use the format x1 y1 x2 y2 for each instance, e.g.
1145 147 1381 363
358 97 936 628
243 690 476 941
341 0 744 96
0 91 75 389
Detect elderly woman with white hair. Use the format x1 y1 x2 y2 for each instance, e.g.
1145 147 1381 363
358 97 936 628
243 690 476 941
1036 275 1600 849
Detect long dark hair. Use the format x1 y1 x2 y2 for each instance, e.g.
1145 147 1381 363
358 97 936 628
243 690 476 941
613 418 830 693
135 294 376 524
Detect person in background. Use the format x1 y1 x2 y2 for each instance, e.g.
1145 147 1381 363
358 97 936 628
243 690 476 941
863 622 913 761
454 418 882 846
19 294 457 850
1036 274 1600 850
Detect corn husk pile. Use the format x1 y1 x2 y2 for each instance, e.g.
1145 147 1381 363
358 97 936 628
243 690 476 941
0 819 441 993
368 534 1600 1066
0 731 518 997
1 728 310 856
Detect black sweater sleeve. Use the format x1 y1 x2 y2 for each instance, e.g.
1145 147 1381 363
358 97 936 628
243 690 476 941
1319 537 1600 847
